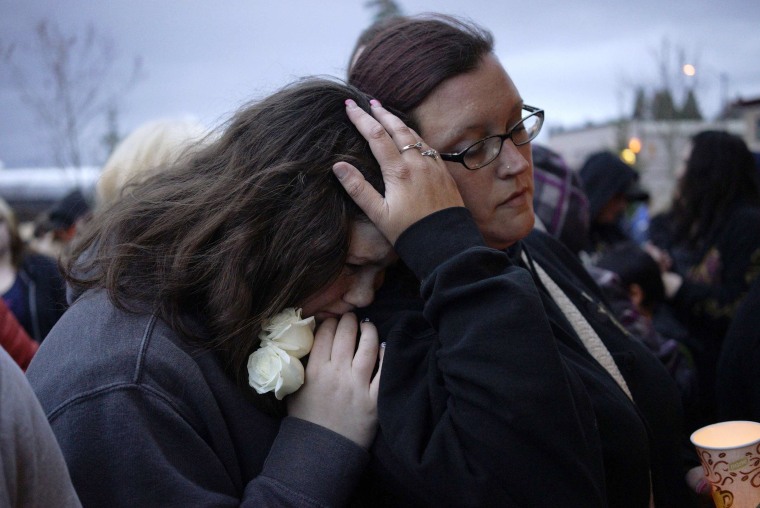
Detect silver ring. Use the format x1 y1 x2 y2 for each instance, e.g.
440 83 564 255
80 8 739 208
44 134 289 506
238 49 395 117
400 141 423 153
421 149 439 160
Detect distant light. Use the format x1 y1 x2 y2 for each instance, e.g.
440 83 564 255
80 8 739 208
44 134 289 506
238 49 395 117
621 148 636 165
628 137 642 154
683 64 696 77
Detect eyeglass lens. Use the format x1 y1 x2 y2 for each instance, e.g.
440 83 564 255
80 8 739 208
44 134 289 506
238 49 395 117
463 112 542 169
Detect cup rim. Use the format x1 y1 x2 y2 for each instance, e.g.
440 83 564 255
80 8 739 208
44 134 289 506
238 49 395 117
690 420 760 450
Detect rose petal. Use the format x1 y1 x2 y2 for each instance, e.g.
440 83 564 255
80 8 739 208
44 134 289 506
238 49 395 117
272 350 305 400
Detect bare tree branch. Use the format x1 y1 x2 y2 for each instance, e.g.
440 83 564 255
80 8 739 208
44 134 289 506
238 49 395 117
1 19 143 167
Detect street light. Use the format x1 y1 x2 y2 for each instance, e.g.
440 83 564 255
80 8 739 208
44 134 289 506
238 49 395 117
682 63 730 118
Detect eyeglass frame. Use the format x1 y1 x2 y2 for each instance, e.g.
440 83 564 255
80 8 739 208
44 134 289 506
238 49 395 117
438 104 545 170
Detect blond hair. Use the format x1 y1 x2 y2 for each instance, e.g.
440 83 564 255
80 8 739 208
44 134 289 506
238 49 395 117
96 118 208 209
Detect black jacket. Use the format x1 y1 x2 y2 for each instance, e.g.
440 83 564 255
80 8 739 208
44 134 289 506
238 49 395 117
16 253 67 342
715 275 760 422
357 208 694 507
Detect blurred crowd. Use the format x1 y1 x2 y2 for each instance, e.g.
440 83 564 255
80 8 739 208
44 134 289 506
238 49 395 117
531 131 760 430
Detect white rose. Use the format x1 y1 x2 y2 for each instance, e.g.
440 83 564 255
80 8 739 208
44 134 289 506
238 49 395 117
258 307 315 359
247 345 305 400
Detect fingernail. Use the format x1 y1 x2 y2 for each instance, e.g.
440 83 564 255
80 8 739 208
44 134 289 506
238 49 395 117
332 163 348 180
370 99 381 108
380 342 386 349
696 478 710 495
345 98 357 109
362 317 371 323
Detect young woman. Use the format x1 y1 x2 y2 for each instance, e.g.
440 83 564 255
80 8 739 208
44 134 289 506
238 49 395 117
26 79 399 507
347 15 698 507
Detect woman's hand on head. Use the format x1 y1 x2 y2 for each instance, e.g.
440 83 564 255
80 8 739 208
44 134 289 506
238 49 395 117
333 99 464 245
286 313 383 449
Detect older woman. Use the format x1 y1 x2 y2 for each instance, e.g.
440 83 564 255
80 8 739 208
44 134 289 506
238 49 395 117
347 15 696 507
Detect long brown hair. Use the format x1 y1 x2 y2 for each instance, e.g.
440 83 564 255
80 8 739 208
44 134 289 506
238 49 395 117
66 78 384 411
672 130 760 247
349 14 494 126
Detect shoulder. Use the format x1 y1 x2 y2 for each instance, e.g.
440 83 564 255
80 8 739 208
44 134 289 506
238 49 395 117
523 230 605 299
28 290 212 418
21 252 59 269
19 253 63 280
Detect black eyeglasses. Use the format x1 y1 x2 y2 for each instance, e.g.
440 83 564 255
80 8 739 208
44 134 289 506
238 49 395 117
439 105 545 170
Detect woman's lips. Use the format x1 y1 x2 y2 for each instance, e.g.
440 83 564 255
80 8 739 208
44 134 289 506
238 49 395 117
499 187 528 208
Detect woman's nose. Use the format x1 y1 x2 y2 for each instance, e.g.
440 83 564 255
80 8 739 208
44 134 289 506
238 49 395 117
495 140 529 178
343 274 377 309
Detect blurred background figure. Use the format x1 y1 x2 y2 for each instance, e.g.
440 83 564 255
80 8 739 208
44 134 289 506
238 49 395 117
31 188 92 259
650 130 760 430
95 117 208 211
532 146 697 410
579 151 650 259
715 276 760 422
531 144 590 256
0 346 81 507
0 197 67 343
595 242 697 410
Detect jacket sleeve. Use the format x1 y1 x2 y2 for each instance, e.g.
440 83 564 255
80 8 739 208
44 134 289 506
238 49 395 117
376 207 607 507
44 387 367 508
0 298 39 370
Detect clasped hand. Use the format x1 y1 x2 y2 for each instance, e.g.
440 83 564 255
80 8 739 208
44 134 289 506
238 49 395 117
287 314 382 449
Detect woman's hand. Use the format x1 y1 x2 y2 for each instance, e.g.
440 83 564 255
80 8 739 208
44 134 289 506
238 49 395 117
333 99 464 245
685 465 711 498
287 313 383 449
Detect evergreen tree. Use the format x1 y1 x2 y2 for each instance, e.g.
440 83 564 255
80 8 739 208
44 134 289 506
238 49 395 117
679 89 702 120
652 89 677 120
632 87 648 120
365 0 403 23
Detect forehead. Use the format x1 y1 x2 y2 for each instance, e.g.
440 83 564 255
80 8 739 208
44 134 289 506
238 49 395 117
348 221 394 262
414 54 522 141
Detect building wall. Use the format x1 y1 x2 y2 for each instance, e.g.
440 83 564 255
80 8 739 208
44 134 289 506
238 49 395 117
547 119 744 214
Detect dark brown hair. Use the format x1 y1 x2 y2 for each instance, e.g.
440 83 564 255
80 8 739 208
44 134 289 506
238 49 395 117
66 78 383 412
672 130 760 247
348 14 494 127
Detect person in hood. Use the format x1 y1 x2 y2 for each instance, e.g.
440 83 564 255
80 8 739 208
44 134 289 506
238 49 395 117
579 151 649 258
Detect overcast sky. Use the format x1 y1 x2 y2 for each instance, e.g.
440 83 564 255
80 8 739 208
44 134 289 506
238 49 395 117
2 0 759 168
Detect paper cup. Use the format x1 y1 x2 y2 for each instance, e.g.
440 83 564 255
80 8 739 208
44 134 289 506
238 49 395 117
690 420 760 508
